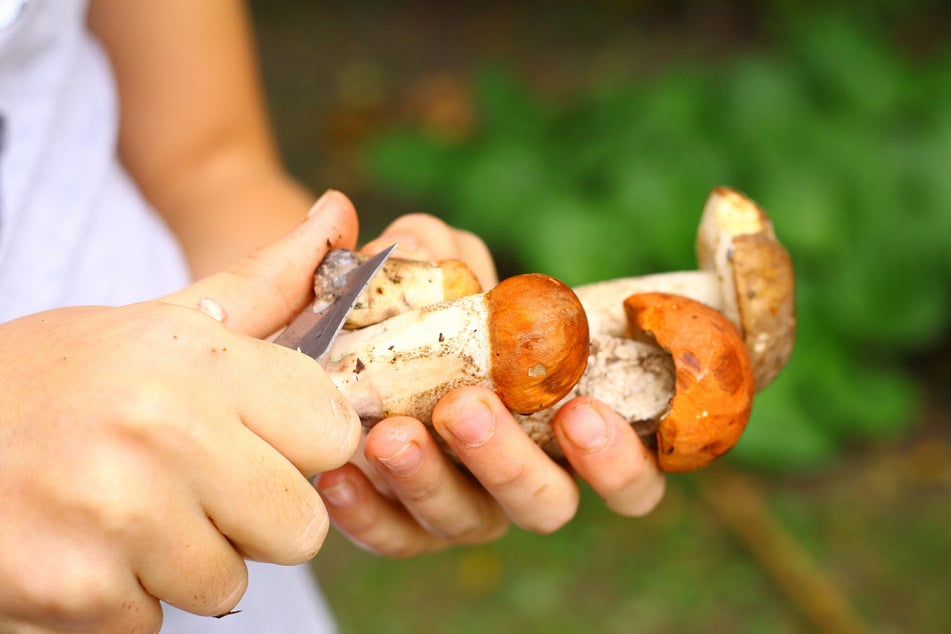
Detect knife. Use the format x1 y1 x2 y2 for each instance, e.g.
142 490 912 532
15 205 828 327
273 244 397 363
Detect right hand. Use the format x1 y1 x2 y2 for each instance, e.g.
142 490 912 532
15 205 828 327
0 191 361 632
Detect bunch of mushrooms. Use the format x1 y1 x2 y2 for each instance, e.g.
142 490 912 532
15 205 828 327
305 187 795 472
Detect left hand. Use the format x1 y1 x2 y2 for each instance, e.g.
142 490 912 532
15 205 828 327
313 214 666 556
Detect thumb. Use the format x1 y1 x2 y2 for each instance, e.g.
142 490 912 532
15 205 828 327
163 190 359 337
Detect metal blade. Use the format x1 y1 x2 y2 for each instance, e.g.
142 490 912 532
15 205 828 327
273 244 396 363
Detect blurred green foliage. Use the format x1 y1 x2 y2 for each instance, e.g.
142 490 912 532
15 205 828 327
365 11 951 471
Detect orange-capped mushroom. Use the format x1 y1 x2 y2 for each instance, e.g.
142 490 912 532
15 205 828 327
623 292 755 472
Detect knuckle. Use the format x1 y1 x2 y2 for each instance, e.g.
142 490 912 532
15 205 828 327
59 451 156 541
445 512 510 544
480 459 531 492
113 378 183 434
20 561 121 627
402 477 443 506
203 570 249 618
281 499 330 564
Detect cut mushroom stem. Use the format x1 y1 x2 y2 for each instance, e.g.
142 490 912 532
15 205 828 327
517 334 676 454
575 187 795 392
324 273 589 424
519 188 793 471
520 292 755 472
314 249 482 329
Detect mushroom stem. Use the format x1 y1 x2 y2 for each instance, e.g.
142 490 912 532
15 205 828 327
573 271 723 336
577 188 795 392
312 188 794 473
520 292 757 472
517 333 675 453
324 273 589 424
314 249 482 329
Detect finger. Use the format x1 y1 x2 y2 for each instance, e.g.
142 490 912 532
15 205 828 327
452 228 497 288
131 337 340 571
222 333 362 476
363 417 509 543
432 387 579 534
146 304 360 476
133 495 248 617
164 189 359 338
362 213 498 288
314 464 449 558
553 397 666 517
201 430 332 565
348 429 397 499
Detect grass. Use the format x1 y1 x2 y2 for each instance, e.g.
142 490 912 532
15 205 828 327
312 427 951 633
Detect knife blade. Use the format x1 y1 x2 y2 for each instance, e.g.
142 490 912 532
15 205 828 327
273 244 397 363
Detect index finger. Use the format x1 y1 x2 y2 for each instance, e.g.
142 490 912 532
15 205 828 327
164 190 359 338
223 331 362 476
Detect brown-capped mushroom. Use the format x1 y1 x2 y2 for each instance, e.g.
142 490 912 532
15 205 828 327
695 187 795 390
324 273 589 424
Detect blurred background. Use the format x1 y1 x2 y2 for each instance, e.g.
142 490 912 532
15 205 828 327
248 1 950 632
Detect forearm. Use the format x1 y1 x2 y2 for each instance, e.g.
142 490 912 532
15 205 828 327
88 0 316 278
153 155 316 278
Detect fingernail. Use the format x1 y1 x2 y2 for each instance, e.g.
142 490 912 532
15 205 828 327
307 190 336 218
317 477 356 507
376 442 422 477
444 397 495 448
562 403 609 452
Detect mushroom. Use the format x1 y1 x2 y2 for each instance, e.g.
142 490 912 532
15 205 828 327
623 292 755 472
323 273 589 424
573 187 795 391
309 187 793 472
517 188 795 471
314 249 482 329
515 293 759 472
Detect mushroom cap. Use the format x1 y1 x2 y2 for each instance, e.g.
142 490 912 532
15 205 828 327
696 187 796 390
486 274 590 414
624 292 755 472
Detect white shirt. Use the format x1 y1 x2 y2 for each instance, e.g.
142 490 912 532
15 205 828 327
0 1 336 630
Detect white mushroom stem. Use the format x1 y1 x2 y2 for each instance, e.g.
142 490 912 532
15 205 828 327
314 249 482 329
323 273 590 425
325 293 490 423
573 271 725 336
518 334 676 456
310 188 794 472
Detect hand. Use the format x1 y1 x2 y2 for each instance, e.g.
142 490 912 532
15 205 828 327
0 191 360 632
314 214 665 556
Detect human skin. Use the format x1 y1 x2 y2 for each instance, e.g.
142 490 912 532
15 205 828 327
0 196 363 631
88 0 665 559
317 214 667 555
0 1 665 630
